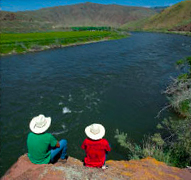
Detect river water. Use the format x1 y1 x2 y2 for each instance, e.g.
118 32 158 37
1 32 191 176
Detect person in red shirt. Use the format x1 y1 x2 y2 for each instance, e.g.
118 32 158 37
81 123 111 169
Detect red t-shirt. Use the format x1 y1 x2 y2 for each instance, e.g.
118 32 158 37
81 138 111 167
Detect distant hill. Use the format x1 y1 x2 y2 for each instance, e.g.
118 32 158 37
150 6 169 13
0 2 157 33
143 0 191 31
2 2 189 33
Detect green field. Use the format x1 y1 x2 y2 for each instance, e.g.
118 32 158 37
0 31 128 55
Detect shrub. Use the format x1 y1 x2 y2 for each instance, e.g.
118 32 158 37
115 129 172 165
165 56 191 117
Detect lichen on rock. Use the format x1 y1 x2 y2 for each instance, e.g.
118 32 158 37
1 154 191 180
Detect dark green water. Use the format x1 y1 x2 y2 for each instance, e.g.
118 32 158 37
1 32 191 176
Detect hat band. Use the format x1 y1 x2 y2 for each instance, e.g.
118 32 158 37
34 120 47 128
90 128 100 135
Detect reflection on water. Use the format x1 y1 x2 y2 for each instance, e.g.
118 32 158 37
1 32 191 176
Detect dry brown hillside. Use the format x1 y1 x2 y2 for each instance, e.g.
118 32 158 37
0 2 157 33
143 0 191 31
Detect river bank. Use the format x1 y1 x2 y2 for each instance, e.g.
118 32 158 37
0 31 129 56
148 30 191 37
127 29 191 36
166 31 191 36
0 38 110 56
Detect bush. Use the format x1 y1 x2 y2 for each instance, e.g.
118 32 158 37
115 130 171 165
165 56 191 117
155 117 191 167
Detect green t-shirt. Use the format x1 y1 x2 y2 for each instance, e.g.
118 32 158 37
27 132 57 164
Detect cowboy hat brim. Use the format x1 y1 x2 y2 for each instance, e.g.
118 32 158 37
85 124 105 140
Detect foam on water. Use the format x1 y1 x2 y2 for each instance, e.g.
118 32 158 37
74 110 83 113
62 107 71 114
68 94 72 102
52 130 68 135
52 124 68 135
62 124 66 129
59 102 63 105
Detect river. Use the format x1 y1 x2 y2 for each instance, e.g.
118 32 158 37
1 32 191 176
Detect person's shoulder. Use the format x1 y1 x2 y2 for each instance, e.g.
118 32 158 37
83 138 89 142
84 138 95 144
41 133 56 141
101 138 109 143
28 132 35 137
81 138 89 145
45 133 54 137
27 132 32 138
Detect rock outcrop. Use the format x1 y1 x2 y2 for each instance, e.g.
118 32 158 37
2 154 191 180
169 23 191 32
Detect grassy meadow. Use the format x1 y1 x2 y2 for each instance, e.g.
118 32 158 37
0 31 128 55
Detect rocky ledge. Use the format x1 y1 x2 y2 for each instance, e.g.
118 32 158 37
1 154 191 180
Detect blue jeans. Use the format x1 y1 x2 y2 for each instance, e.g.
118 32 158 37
104 151 108 165
50 139 67 163
104 144 111 164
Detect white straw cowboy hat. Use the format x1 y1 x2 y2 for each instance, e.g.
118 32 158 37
29 114 51 134
85 123 105 140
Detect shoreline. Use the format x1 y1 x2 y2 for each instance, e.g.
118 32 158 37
164 31 191 36
0 33 130 57
0 38 109 56
0 36 128 56
125 29 191 36
141 30 191 36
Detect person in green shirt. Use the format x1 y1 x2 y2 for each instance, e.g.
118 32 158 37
27 114 67 164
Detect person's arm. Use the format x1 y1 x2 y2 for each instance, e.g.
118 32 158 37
81 139 86 150
105 140 111 152
55 141 60 148
49 134 59 148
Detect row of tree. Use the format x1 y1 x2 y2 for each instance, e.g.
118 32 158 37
70 26 111 31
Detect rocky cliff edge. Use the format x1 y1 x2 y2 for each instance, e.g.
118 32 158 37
1 154 191 180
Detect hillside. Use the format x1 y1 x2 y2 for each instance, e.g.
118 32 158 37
0 2 157 33
143 0 191 31
1 2 190 33
121 0 191 32
2 154 191 180
169 22 191 31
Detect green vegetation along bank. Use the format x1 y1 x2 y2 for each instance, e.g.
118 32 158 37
0 30 129 55
115 56 191 168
